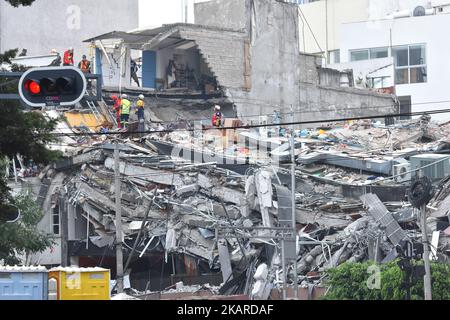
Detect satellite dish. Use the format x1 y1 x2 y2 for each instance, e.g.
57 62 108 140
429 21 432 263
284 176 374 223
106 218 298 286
413 6 426 16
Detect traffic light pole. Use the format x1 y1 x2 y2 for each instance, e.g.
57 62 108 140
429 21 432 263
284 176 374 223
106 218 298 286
114 142 124 294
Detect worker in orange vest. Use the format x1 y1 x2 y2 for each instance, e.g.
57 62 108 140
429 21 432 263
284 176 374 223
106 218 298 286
78 55 91 74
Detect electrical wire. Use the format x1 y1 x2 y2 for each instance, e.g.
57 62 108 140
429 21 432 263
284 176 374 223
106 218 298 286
48 99 450 130
12 107 450 138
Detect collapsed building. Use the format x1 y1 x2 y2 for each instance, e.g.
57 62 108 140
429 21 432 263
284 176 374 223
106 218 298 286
5 0 449 300
8 110 450 299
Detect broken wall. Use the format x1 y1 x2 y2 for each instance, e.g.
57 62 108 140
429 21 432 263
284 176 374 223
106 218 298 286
299 83 398 124
194 0 396 123
178 25 247 90
194 0 248 30
224 0 302 119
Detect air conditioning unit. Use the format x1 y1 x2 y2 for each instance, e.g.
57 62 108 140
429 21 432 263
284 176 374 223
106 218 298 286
393 163 411 183
410 154 450 180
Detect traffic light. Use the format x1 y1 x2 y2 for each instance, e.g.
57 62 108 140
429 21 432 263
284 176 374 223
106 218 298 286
18 66 87 107
0 204 20 223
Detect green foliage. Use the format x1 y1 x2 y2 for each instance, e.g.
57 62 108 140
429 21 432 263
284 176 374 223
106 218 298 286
324 260 450 300
0 104 62 163
3 0 35 7
0 49 19 64
0 193 54 265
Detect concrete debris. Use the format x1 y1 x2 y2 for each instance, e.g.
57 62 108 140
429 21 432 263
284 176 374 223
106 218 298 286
13 92 450 300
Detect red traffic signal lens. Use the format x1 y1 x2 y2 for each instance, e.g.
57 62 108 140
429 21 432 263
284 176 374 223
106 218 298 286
25 80 41 95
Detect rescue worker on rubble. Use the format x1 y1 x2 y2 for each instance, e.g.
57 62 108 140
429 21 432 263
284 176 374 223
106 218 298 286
136 94 146 134
78 55 91 74
120 94 131 129
63 47 74 66
50 49 62 66
212 105 223 128
136 95 145 121
111 95 122 129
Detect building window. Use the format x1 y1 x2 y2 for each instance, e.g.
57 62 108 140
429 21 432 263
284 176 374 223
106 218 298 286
370 47 388 59
393 44 427 84
328 49 340 64
350 47 388 61
52 205 60 235
350 49 369 61
398 96 412 120
369 76 390 89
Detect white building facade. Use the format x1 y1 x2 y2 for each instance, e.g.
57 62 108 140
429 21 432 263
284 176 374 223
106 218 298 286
297 0 450 120
340 10 450 120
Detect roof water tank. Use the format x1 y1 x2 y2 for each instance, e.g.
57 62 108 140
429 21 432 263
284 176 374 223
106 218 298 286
413 6 426 16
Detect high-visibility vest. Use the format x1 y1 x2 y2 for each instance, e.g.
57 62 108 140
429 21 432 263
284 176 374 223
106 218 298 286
136 99 144 109
121 99 131 115
79 60 90 73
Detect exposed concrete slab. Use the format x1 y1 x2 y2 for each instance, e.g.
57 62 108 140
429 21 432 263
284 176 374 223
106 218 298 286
54 150 105 171
198 174 245 206
104 157 187 186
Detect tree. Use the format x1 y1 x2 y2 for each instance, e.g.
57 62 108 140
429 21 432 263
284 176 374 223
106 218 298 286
4 0 35 7
323 260 450 300
0 193 54 265
0 47 61 263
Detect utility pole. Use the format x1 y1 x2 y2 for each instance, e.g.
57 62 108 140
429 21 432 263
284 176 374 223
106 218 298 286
281 238 287 300
114 142 124 294
290 106 298 300
420 203 432 300
325 0 329 64
418 169 432 300
60 192 68 267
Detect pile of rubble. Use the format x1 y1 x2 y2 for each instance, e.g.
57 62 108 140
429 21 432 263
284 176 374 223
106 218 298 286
19 108 449 300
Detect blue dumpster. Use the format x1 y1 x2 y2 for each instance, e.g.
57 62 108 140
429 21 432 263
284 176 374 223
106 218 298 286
0 266 48 300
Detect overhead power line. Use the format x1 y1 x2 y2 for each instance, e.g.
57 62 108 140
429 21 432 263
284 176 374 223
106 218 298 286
19 107 450 138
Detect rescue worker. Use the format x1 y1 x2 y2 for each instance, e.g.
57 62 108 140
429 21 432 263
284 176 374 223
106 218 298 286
120 94 131 129
212 105 223 128
136 94 145 134
50 49 61 66
111 95 122 129
130 59 140 87
78 55 91 74
63 47 74 66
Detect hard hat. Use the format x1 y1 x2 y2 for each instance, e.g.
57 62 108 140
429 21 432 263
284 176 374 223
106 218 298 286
139 94 145 100
214 105 221 110
69 47 74 51
51 49 57 54
111 95 118 100
121 94 128 99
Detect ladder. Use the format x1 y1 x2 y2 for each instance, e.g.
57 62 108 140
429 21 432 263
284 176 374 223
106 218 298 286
98 100 117 126
86 100 102 122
